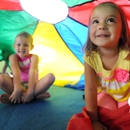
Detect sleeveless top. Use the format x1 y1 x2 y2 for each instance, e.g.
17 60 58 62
16 54 38 82
83 49 130 102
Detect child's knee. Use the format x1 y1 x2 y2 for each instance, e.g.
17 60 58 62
48 73 55 83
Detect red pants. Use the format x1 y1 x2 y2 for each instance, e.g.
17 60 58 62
67 105 130 130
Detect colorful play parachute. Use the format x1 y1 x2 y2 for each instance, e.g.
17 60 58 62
0 0 130 89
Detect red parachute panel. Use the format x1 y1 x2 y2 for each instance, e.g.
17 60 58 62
69 0 130 28
0 0 22 10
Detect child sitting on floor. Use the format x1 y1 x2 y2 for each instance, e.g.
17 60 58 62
0 31 55 104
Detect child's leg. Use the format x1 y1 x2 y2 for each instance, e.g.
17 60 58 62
117 100 129 114
117 101 127 108
0 74 14 94
34 73 55 99
97 92 117 110
0 74 26 103
0 74 14 103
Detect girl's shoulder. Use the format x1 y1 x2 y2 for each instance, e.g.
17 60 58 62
9 54 18 60
120 48 129 53
119 49 130 59
30 54 39 59
30 54 39 62
9 54 17 57
31 53 38 57
83 50 99 61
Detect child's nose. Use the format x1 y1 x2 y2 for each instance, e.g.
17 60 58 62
99 25 107 30
99 26 107 30
98 23 107 30
21 45 25 49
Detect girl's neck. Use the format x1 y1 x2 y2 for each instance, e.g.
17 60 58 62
98 47 119 70
16 54 31 59
98 47 119 58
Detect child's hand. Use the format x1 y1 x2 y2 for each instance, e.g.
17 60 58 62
22 91 34 103
9 88 22 103
92 121 108 130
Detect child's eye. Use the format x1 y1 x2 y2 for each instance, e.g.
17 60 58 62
24 44 28 46
107 18 116 23
92 20 99 24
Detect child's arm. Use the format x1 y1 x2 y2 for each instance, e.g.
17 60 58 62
2 61 8 74
84 62 98 121
22 54 39 103
84 62 107 130
9 54 23 103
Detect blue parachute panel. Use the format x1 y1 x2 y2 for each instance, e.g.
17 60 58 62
55 17 88 64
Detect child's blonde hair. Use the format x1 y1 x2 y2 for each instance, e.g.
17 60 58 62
15 31 34 48
84 2 130 57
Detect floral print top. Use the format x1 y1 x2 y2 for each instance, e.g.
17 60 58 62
83 49 130 102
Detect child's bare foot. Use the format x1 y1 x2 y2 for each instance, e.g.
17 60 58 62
0 94 11 104
36 92 51 100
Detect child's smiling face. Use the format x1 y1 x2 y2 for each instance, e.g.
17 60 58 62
14 36 33 58
89 5 122 49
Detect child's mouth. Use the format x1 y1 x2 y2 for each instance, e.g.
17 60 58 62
97 34 110 37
